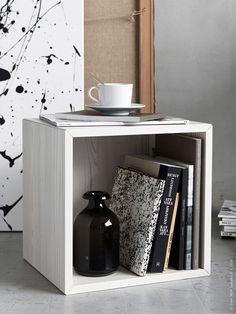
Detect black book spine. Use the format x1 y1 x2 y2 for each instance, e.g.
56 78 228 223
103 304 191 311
169 168 188 270
184 205 193 270
148 166 181 273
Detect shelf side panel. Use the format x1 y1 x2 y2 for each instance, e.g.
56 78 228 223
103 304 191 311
181 129 212 273
23 121 73 293
198 127 212 273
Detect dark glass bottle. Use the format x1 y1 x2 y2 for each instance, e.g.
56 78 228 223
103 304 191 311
73 191 120 276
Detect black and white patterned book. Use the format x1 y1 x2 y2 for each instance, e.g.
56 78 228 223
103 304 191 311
110 167 165 276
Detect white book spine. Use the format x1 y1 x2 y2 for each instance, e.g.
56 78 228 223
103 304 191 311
221 231 236 237
219 220 236 226
222 226 236 232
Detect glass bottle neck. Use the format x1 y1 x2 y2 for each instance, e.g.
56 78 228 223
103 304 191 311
87 199 106 210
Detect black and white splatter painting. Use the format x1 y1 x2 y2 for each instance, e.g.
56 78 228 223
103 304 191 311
0 0 84 230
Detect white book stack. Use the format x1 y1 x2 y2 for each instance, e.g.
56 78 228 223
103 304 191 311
218 200 236 237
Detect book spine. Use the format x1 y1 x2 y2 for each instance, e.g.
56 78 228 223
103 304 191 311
169 168 188 270
221 231 236 237
222 226 236 232
184 208 192 270
164 193 179 270
184 165 194 270
148 166 181 273
221 218 236 225
192 143 201 270
218 214 236 219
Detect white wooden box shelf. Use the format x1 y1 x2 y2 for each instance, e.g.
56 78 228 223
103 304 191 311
23 119 212 295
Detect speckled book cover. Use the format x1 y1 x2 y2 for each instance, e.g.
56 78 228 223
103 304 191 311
110 167 165 276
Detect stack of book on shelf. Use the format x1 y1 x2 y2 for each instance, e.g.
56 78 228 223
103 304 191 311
109 134 202 276
218 200 236 238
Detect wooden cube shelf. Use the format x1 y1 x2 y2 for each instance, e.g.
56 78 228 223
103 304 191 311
23 119 212 295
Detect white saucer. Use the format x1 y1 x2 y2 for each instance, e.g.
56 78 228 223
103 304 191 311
86 103 145 115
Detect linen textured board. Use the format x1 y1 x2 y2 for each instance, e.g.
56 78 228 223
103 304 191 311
84 0 138 104
23 118 212 294
156 134 202 270
109 167 165 276
84 0 155 112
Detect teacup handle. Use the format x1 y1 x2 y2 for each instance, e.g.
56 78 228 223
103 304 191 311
88 86 99 103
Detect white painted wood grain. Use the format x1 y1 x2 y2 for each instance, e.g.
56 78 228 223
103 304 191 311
200 125 213 273
67 122 212 138
23 119 212 295
70 268 208 295
28 118 212 138
184 127 213 273
23 120 73 294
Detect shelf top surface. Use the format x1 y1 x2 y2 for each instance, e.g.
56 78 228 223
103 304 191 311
24 118 212 138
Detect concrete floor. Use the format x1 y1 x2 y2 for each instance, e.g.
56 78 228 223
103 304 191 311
0 213 235 314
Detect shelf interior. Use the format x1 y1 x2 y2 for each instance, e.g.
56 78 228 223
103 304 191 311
73 266 205 285
73 134 154 218
71 131 209 293
71 266 208 294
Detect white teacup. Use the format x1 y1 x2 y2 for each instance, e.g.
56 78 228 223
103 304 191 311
87 83 133 107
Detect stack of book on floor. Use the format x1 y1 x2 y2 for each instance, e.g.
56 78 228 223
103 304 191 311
218 200 236 238
109 134 202 276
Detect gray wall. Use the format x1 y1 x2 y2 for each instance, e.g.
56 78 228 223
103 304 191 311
155 0 236 208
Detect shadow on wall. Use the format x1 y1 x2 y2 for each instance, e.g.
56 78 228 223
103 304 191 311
155 0 236 208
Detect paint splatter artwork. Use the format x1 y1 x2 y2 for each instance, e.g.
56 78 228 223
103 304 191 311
0 0 84 230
